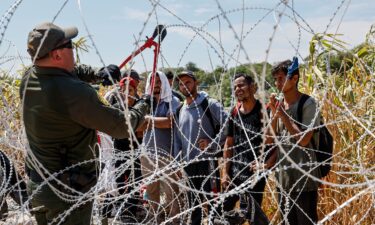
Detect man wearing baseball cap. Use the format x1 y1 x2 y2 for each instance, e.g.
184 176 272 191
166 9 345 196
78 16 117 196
122 69 144 87
174 70 228 225
27 22 121 85
20 22 152 225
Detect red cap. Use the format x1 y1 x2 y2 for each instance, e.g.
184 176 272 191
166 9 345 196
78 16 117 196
119 77 137 89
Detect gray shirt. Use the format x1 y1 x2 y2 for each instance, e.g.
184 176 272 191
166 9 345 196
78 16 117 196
174 91 228 161
276 95 322 192
143 96 180 156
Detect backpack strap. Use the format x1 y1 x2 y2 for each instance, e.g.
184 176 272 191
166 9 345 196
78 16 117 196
174 97 219 135
296 94 310 124
296 93 318 150
173 103 183 128
200 97 220 135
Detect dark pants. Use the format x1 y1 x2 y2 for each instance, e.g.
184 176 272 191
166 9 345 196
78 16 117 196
184 160 219 225
222 177 269 225
114 157 142 219
102 155 143 221
0 150 28 218
278 190 318 225
27 180 93 225
101 137 143 221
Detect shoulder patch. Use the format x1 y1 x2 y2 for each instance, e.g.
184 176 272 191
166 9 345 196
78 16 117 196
97 92 110 106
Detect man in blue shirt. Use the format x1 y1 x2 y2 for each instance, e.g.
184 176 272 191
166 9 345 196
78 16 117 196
174 71 228 225
139 71 181 224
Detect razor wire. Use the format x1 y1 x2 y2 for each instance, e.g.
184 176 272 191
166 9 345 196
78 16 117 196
0 0 374 224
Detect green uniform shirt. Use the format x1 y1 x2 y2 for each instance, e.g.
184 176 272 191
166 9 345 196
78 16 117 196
20 65 149 175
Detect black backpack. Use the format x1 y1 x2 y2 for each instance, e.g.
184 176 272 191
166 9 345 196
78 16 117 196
175 97 220 135
297 94 334 178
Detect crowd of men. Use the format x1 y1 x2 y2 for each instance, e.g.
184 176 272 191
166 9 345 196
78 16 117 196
8 22 325 225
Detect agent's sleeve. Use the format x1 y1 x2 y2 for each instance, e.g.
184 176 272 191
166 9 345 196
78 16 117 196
73 64 101 83
67 83 149 139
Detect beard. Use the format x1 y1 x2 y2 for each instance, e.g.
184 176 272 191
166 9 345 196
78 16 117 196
236 94 250 102
236 96 244 101
153 88 161 95
181 87 196 97
181 90 190 97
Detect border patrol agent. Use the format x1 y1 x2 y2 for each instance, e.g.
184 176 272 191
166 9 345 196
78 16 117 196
20 22 151 225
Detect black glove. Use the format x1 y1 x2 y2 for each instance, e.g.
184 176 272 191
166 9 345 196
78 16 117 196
98 64 121 86
134 94 155 107
132 95 154 115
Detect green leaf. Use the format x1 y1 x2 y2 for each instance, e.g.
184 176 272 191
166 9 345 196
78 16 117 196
312 66 325 83
357 47 368 58
333 96 343 108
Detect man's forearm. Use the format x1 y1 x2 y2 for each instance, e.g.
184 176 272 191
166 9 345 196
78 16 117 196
280 113 298 135
145 116 172 129
266 117 277 145
264 148 277 169
280 113 313 146
223 152 232 173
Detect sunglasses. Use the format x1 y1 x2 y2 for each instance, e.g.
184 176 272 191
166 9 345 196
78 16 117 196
53 40 73 50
